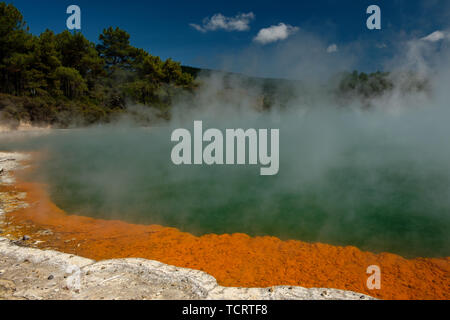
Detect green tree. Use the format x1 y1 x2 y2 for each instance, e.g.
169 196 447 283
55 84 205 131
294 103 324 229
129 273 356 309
0 2 32 94
55 30 105 85
55 66 87 98
162 58 193 85
97 27 133 70
137 54 164 82
30 30 61 95
3 30 61 96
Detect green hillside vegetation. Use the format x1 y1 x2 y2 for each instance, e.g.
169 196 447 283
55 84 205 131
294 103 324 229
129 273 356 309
0 2 194 127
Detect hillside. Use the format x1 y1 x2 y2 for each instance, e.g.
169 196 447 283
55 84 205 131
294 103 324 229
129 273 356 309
0 2 427 129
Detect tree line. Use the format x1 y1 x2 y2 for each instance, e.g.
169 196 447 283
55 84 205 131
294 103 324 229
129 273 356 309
0 2 195 127
0 3 428 128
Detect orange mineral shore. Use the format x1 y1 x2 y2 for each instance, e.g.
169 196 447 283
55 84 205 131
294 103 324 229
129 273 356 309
2 178 449 300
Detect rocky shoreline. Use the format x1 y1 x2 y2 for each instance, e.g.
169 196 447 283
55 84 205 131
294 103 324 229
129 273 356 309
0 151 377 300
0 152 30 235
0 237 374 300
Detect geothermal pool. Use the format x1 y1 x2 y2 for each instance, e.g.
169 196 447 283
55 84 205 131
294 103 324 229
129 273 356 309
1 115 450 258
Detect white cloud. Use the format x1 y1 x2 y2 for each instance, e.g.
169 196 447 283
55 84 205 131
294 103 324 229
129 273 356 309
326 44 338 53
253 23 299 45
190 12 255 33
421 31 447 42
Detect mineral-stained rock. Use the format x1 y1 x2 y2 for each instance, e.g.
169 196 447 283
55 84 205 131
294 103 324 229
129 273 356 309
0 237 375 300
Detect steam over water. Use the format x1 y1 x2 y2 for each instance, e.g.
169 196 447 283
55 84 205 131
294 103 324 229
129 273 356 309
2 97 450 258
3 33 450 258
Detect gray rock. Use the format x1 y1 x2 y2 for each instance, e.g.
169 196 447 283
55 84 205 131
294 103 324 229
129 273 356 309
0 237 376 301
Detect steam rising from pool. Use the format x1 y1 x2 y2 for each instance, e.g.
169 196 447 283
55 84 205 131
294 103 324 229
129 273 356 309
2 37 450 258
2 91 450 258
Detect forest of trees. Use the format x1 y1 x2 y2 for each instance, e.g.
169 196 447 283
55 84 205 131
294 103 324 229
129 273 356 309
0 2 195 127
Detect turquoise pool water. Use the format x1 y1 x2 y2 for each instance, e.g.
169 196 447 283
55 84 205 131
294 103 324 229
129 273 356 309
1 123 449 258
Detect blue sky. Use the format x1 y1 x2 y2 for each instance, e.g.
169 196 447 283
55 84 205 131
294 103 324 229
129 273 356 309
9 0 450 77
